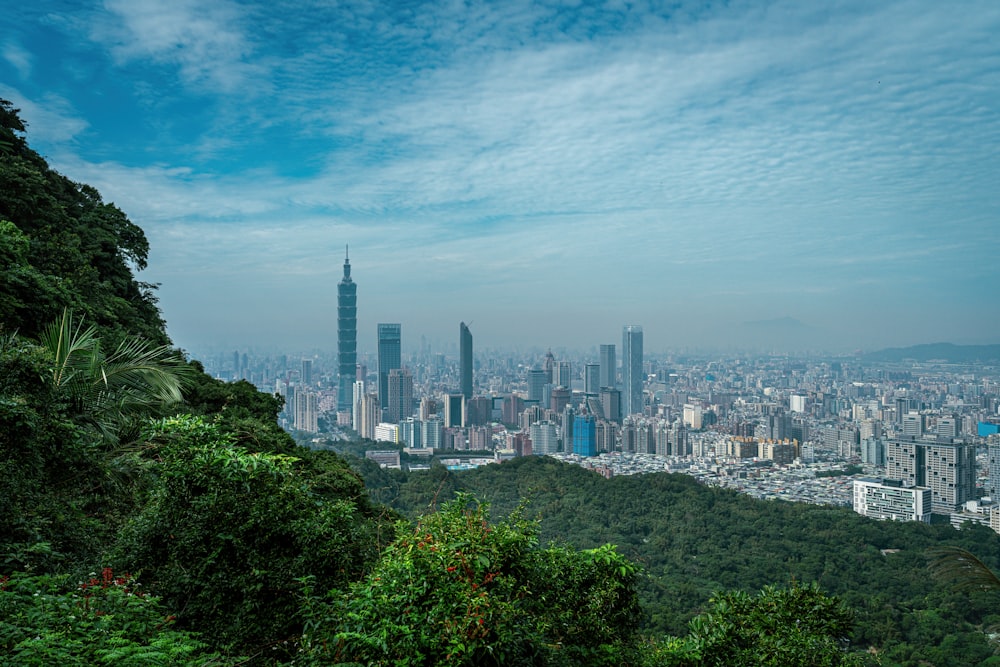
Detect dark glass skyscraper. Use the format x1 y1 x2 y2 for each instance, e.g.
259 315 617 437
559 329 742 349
337 247 356 412
622 325 643 417
460 321 473 399
377 323 402 411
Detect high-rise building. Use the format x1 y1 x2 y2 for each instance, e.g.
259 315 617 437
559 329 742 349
377 323 401 412
387 368 413 423
530 420 559 456
600 387 621 423
573 414 597 456
885 437 976 514
337 248 357 412
527 368 548 404
352 381 365 432
599 344 616 389
294 390 318 433
301 358 313 386
445 394 464 428
584 363 600 395
621 326 643 417
552 361 571 389
460 322 473 399
359 394 379 440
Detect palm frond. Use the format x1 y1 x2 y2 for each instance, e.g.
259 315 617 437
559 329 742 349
37 309 99 390
927 546 1000 593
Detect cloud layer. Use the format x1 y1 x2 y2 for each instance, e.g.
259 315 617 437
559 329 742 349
2 0 998 352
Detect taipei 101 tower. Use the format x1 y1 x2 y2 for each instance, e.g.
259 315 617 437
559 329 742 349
337 246 357 413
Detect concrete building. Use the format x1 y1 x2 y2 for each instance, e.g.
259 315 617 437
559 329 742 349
530 420 559 456
599 344 616 390
621 325 643 417
853 478 932 522
377 323 401 414
386 367 413 423
459 322 473 399
885 437 976 514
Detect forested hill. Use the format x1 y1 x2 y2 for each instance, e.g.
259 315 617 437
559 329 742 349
0 100 166 344
357 455 1000 665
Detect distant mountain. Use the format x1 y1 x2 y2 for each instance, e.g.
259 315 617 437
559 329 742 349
741 316 812 330
862 342 1000 363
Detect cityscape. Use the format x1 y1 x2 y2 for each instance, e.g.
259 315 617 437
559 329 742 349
193 251 1000 532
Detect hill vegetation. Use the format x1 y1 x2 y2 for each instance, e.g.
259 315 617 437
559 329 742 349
3 96 998 665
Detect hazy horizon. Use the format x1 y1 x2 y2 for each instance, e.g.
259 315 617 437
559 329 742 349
3 0 998 353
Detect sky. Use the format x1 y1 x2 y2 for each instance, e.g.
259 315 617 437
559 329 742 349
2 0 999 356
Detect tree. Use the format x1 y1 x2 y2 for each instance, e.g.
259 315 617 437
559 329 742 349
113 416 388 661
300 494 641 667
37 309 194 446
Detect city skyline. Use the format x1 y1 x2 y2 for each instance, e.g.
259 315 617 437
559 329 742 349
2 1 999 352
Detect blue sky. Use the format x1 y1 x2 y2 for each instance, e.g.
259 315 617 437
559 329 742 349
2 0 999 354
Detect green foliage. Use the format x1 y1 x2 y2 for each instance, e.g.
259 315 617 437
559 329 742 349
357 456 1000 664
113 416 388 660
300 494 641 667
0 99 166 345
0 569 229 666
37 309 195 445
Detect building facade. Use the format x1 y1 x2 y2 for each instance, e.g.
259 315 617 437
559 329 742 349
622 325 643 417
377 323 401 413
337 248 357 412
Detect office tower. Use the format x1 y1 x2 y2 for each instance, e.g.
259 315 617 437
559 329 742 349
573 414 597 456
902 412 924 437
352 381 364 432
460 322 473 399
399 417 422 448
861 438 885 466
421 417 443 449
937 415 959 439
600 387 621 423
988 444 1000 499
549 386 571 414
527 368 548 403
683 404 703 430
885 438 976 514
337 248 357 412
584 363 600 395
599 344 616 389
301 358 313 386
621 325 643 417
387 368 413 423
445 394 464 428
529 420 559 455
552 361 571 389
543 349 555 383
377 323 401 412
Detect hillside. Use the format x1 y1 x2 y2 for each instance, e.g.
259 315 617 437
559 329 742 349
356 455 1000 665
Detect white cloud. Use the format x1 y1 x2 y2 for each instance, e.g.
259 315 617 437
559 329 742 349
1 41 32 79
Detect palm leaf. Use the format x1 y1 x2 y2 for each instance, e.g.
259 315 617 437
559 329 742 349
927 546 1000 593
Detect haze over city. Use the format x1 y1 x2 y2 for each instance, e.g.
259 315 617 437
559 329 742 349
2 0 998 353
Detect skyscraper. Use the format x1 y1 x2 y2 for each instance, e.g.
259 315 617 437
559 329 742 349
622 325 643 417
599 344 616 389
337 247 357 412
460 321 473 399
377 323 401 412
387 368 413 424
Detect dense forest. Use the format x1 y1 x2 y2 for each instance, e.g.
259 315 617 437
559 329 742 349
2 97 999 665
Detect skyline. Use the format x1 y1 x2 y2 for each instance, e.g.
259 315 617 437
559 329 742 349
3 0 999 352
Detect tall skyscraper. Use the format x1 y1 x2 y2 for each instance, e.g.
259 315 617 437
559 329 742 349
460 322 473 399
553 361 571 389
301 358 313 386
387 368 413 423
621 325 643 417
584 363 600 395
337 247 357 412
599 344 616 389
377 323 401 412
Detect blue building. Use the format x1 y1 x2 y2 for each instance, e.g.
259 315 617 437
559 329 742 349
573 414 597 457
